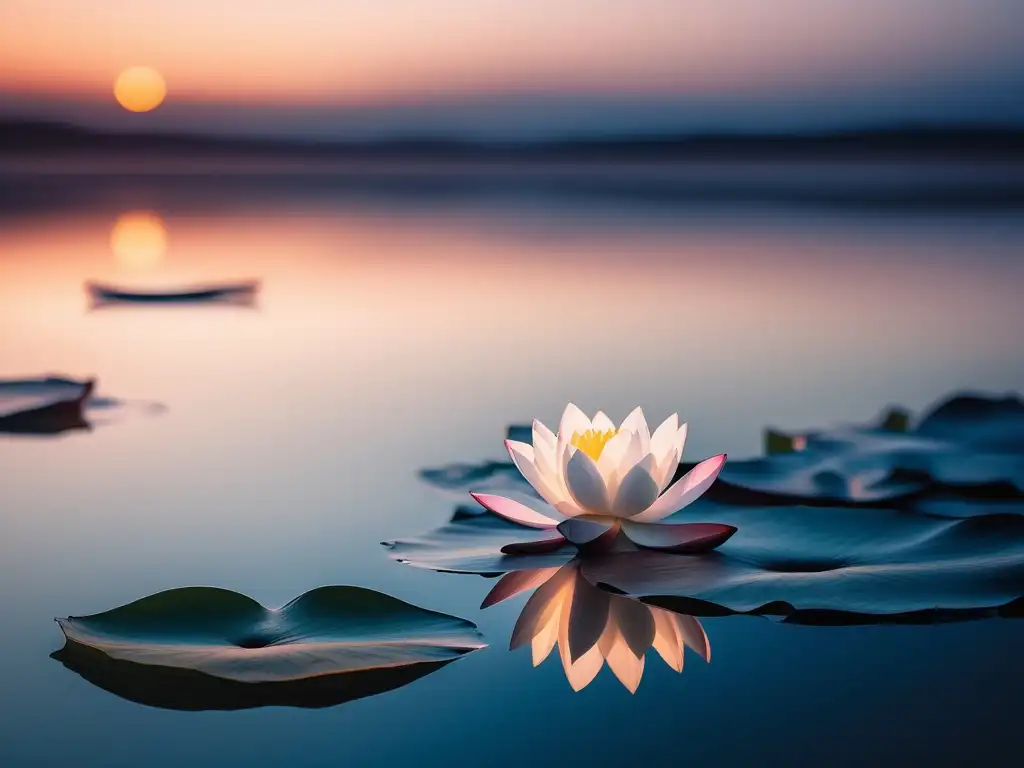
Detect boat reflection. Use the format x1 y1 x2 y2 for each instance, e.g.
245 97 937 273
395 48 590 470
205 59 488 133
483 560 710 693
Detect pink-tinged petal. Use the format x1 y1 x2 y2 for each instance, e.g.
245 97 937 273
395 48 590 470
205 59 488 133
674 614 711 662
505 440 564 507
628 453 727 522
620 521 737 553
591 410 615 432
613 454 660 518
557 516 620 552
650 414 679 465
481 566 562 609
604 632 646 693
564 450 611 515
510 565 575 650
608 597 656 658
650 608 684 672
567 574 612 662
469 493 559 529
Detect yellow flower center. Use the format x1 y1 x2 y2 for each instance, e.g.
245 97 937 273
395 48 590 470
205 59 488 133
571 428 619 461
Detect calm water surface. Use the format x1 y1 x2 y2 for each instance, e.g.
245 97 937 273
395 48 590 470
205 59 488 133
1 173 1022 766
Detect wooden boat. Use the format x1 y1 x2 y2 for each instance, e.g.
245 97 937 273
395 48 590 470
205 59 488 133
85 280 260 305
0 376 95 434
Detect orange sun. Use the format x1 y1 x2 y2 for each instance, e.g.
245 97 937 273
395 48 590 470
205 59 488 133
114 67 167 113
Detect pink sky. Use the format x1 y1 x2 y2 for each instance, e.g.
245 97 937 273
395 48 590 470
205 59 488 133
2 0 1022 137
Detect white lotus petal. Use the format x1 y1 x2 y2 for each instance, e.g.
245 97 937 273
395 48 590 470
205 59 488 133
614 430 646 486
674 613 711 662
653 446 680 494
650 608 684 672
564 450 612 515
555 403 591 468
613 454 660 518
469 493 559 529
557 516 616 546
532 420 561 489
628 454 727 522
481 567 562 609
553 499 587 518
505 440 565 507
596 429 635 497
533 418 556 451
676 423 689 455
604 633 646 694
591 411 615 432
619 407 651 454
650 414 679 465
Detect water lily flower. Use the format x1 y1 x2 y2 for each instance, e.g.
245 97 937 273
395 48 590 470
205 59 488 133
470 404 735 555
483 561 710 693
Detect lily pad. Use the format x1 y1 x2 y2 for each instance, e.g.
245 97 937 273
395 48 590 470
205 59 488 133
384 514 576 574
385 501 1024 620
55 586 485 710
580 546 1024 626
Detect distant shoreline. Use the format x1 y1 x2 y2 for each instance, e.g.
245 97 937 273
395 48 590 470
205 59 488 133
3 120 1024 162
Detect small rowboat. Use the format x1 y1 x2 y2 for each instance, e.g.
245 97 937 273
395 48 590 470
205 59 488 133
0 376 95 434
85 280 260 305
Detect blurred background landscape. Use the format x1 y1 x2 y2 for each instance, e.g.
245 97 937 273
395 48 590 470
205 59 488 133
1 1 1023 766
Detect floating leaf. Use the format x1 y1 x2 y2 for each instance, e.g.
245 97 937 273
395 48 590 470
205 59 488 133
55 586 485 710
384 514 575 574
387 502 1024 621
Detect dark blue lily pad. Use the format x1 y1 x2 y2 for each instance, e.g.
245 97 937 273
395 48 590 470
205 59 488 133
55 586 485 710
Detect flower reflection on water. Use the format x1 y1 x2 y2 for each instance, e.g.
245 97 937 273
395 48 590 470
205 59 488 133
484 560 709 693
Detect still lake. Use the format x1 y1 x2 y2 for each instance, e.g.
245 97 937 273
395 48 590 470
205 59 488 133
1 164 1023 766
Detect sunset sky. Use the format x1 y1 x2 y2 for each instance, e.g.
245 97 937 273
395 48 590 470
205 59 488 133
1 0 1022 139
